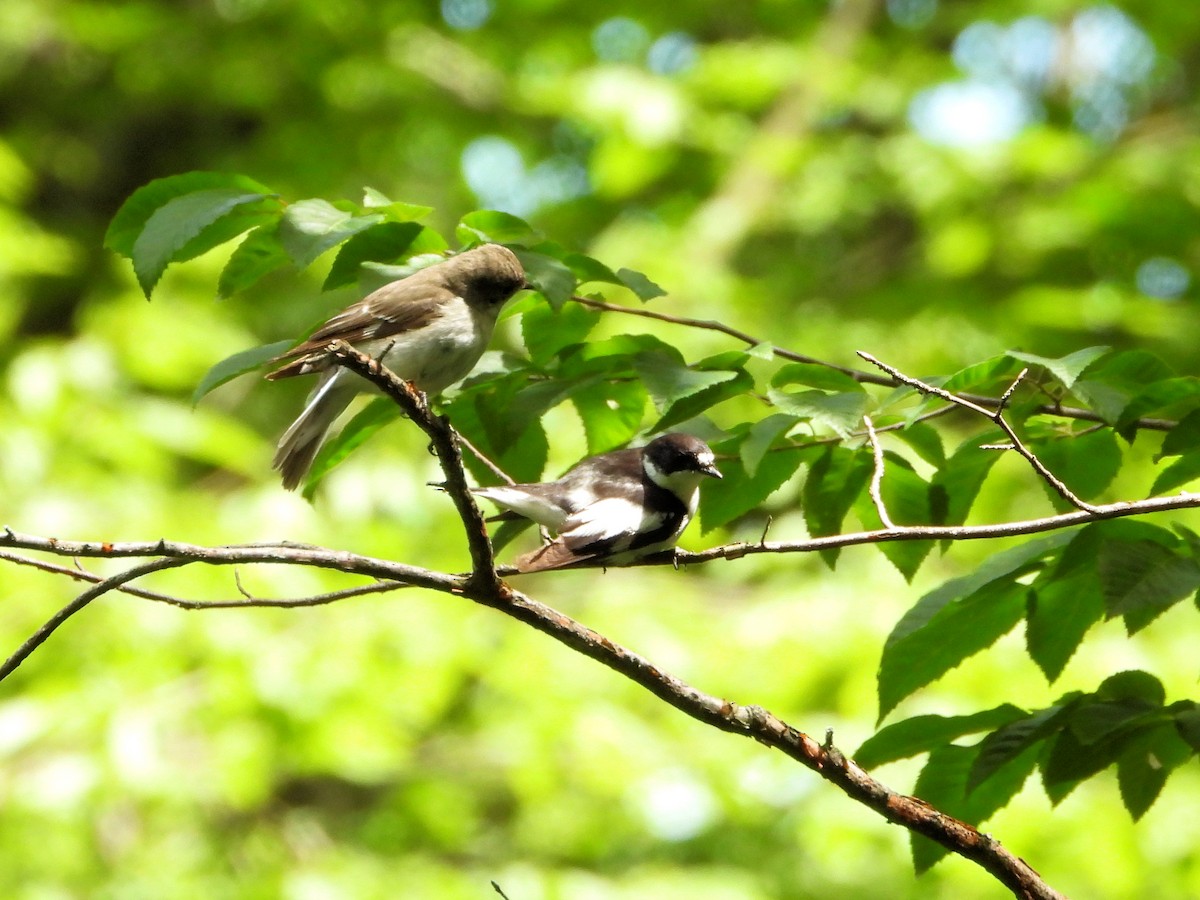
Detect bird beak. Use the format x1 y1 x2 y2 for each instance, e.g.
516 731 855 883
701 461 723 479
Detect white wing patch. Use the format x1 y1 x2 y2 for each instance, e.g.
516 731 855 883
474 486 571 531
562 496 666 550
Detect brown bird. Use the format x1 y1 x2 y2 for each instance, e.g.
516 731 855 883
266 244 526 489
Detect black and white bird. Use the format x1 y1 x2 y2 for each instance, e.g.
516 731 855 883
266 244 527 489
473 433 722 572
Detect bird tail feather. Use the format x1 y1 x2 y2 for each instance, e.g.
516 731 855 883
273 373 355 490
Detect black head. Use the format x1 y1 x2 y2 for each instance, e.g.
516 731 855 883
642 433 722 481
448 244 528 307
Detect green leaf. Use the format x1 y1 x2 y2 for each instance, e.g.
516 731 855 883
278 199 383 268
192 340 293 405
456 210 540 246
893 421 945 468
1029 429 1122 509
1098 538 1200 625
515 250 577 309
910 742 1039 873
1026 568 1105 682
1007 346 1110 389
218 224 291 298
803 446 872 566
361 188 433 221
571 380 647 454
1071 350 1175 424
131 189 282 297
770 363 865 393
616 267 666 301
323 222 446 291
301 398 401 498
1118 724 1193 820
652 369 753 432
768 388 869 438
969 700 1077 792
855 460 934 580
1116 376 1200 433
1095 669 1167 706
930 436 1002 526
1159 408 1200 459
878 578 1026 720
740 414 797 477
941 354 1023 395
1041 723 1123 805
1151 451 1200 495
855 704 1025 768
1173 704 1200 750
698 446 810 533
105 171 275 256
520 300 601 365
879 532 1072 720
563 253 620 285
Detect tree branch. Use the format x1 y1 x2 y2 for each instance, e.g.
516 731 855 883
569 295 1175 433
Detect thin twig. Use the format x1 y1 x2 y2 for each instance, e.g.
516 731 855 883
863 415 896 529
0 558 188 682
858 352 1102 514
457 432 515 485
570 295 1175 432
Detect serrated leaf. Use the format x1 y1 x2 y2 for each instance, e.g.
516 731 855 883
634 351 734 413
192 340 293 406
301 398 401 498
323 222 446 291
105 171 276 256
521 299 601 365
941 355 1023 395
768 388 869 438
456 210 540 246
1098 538 1200 624
515 250 577 309
910 742 1039 873
698 447 809 533
855 461 934 581
652 369 753 432
1007 346 1110 389
1041 723 1122 805
1151 451 1200 495
571 380 647 454
740 414 798 476
893 421 945 468
803 446 873 566
1029 429 1122 509
931 436 1003 526
1118 724 1193 820
969 700 1076 792
616 267 665 300
563 253 620 285
1071 350 1175 424
1173 704 1200 750
361 187 433 220
855 704 1025 768
1116 376 1200 433
1159 408 1200 459
278 199 383 268
1026 569 1105 682
131 189 281 297
218 224 291 298
770 363 865 393
878 578 1026 720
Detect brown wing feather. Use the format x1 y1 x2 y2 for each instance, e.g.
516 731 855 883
265 280 454 380
514 539 607 573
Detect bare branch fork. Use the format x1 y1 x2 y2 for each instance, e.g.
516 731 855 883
15 342 1182 899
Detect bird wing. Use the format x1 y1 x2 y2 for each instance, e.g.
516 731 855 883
266 279 454 379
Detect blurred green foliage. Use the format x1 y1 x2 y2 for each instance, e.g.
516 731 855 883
4 1 1200 897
